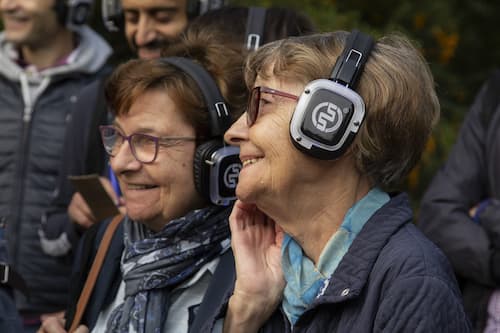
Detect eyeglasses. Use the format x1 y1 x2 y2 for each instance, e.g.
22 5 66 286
99 125 197 164
247 86 299 126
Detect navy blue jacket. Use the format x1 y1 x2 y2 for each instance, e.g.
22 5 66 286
194 193 471 332
419 70 500 331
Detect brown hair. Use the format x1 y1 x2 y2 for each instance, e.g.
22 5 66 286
105 28 248 139
245 31 440 189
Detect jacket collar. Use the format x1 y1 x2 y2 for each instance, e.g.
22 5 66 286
310 192 413 305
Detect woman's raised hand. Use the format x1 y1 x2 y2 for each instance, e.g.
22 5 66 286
224 200 285 333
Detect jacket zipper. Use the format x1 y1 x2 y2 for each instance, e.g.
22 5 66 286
11 71 38 264
11 98 34 264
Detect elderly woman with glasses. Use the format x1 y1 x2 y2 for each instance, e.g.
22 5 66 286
38 30 247 333
210 31 472 332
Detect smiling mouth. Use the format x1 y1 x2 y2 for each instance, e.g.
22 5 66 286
242 158 262 168
126 184 158 190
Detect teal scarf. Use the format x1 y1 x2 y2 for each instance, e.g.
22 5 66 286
281 188 390 325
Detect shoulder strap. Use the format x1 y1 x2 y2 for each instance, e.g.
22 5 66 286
68 213 123 333
480 69 500 130
189 250 235 333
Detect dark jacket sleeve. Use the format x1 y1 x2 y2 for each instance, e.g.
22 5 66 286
40 78 109 256
418 71 500 286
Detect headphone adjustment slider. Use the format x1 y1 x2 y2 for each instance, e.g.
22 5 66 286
246 34 261 51
336 49 363 88
215 102 229 117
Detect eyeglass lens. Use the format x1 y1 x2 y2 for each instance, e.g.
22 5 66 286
247 87 260 126
100 126 158 163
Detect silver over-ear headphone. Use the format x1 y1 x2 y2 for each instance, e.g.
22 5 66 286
289 30 375 160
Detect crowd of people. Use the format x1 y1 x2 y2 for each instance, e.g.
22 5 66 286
0 0 496 333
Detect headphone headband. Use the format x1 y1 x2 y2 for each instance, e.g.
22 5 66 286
160 57 232 137
331 30 374 89
289 30 375 160
245 7 267 51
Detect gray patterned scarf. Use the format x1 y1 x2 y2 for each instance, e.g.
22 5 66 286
106 205 231 333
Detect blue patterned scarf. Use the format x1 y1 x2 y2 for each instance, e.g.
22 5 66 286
106 205 231 333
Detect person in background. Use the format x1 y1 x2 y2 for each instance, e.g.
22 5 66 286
186 5 316 52
0 0 112 331
217 30 471 332
418 69 500 332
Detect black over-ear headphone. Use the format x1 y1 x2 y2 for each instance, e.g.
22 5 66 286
102 0 227 32
289 30 375 160
160 57 241 206
54 0 93 29
245 7 267 51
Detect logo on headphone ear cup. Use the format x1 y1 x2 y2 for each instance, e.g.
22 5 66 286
290 79 365 160
194 141 240 205
311 102 345 133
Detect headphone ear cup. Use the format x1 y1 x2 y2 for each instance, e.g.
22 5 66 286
55 0 91 28
193 140 222 199
289 80 364 160
69 2 91 26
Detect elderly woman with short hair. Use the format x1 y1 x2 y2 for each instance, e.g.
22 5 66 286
219 30 472 332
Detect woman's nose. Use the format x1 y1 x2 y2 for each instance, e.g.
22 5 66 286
224 113 249 146
109 140 142 174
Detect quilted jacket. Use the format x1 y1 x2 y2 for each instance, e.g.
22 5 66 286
0 26 112 314
194 193 472 332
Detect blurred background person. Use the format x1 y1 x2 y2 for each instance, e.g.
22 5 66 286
0 0 111 331
419 69 500 332
186 5 316 52
219 30 471 332
102 0 226 59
